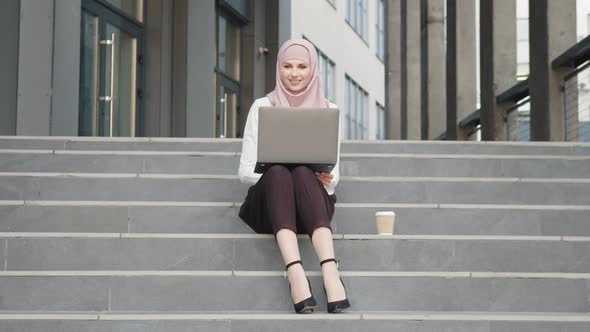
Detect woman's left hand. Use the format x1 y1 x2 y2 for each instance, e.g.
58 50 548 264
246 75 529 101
315 172 333 186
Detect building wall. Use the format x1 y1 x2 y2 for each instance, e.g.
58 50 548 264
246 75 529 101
13 0 80 136
186 0 215 137
290 0 385 139
144 0 174 137
4 0 382 139
52 0 81 136
241 0 276 136
0 0 20 135
4 0 225 138
17 0 55 135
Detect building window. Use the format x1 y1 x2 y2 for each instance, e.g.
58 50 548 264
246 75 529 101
79 0 144 137
318 50 336 102
217 15 240 82
376 102 385 140
516 0 529 79
345 75 368 139
346 0 368 41
516 16 529 79
218 0 249 20
303 37 336 102
376 0 385 60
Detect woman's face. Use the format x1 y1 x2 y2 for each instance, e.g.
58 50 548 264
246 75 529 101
280 59 312 93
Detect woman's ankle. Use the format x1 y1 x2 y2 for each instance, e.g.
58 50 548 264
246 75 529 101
321 262 340 278
286 265 311 301
287 265 309 289
286 263 305 279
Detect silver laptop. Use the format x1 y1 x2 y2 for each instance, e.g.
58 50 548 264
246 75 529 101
254 106 340 174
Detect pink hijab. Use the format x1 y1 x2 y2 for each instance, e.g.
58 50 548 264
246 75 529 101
267 39 329 108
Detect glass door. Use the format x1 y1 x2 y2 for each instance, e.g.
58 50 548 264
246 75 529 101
100 23 138 136
215 12 241 138
215 77 239 138
79 0 143 137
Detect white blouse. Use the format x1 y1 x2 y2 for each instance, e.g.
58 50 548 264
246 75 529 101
238 97 341 195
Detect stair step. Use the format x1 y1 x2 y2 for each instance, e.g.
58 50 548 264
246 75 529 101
342 141 590 155
1 275 588 312
2 136 590 155
341 154 590 178
2 174 589 204
2 236 590 273
1 311 590 331
3 271 590 278
2 202 590 235
1 311 589 332
1 136 588 328
2 151 589 178
0 137 242 152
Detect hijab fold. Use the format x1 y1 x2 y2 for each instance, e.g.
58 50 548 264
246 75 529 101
267 39 329 108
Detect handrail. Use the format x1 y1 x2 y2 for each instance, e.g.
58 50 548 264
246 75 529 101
496 79 529 104
562 62 590 142
458 79 529 131
455 31 590 139
563 61 590 82
505 96 531 114
458 109 481 129
552 34 590 69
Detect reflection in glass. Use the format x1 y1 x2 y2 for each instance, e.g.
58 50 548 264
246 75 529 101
217 86 226 138
317 51 335 102
216 12 241 138
104 0 144 22
218 15 241 81
506 99 531 141
103 23 137 137
217 86 238 138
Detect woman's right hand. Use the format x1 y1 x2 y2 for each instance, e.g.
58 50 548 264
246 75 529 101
315 172 333 186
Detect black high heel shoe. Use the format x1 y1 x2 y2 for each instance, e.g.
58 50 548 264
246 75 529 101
285 260 317 313
320 258 351 313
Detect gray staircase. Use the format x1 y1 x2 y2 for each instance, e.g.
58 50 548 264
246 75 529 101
0 136 589 331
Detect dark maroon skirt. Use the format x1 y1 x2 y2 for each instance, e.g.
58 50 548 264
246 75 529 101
239 165 337 237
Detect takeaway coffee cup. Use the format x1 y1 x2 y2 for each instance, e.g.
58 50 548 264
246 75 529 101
375 211 396 235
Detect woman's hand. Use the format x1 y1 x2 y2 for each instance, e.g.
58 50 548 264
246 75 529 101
315 172 333 186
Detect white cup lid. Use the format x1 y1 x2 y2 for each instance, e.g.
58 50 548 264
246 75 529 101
375 211 395 216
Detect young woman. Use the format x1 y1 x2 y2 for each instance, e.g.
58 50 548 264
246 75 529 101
238 39 351 314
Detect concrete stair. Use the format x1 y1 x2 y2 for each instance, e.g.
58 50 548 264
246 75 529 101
0 136 589 331
2 150 590 178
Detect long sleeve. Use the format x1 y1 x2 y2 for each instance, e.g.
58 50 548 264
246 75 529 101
324 142 340 194
238 100 263 185
324 103 341 195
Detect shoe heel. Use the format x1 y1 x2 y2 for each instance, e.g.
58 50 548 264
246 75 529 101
323 278 351 313
285 260 317 314
292 278 317 313
320 258 351 313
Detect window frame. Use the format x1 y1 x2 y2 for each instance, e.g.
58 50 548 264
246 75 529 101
346 0 369 43
376 102 385 140
345 75 369 139
376 0 385 61
303 37 336 102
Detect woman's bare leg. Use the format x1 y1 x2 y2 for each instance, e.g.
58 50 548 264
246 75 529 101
311 226 346 302
276 228 311 302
